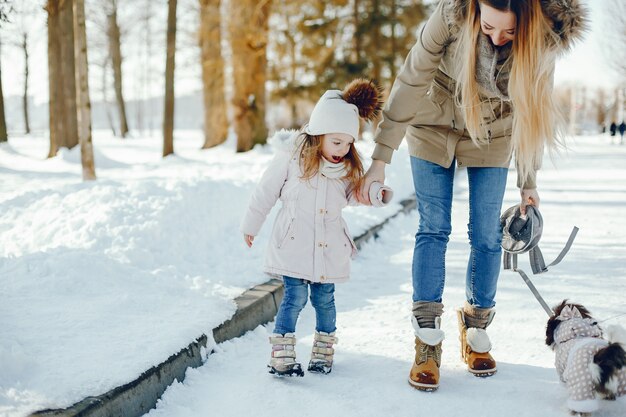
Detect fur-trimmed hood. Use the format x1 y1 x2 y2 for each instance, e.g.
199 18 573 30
442 0 588 51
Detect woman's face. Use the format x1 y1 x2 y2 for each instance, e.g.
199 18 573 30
479 2 516 46
321 133 354 163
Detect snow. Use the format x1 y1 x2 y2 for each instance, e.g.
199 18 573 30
1 131 626 417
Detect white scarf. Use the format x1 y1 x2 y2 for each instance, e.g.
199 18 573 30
319 158 348 179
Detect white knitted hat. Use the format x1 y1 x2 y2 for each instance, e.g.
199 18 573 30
304 79 383 140
304 90 360 140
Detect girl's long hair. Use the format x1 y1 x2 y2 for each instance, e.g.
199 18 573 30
297 132 365 193
455 0 563 186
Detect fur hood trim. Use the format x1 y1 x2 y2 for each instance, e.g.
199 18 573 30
268 128 301 154
442 0 588 51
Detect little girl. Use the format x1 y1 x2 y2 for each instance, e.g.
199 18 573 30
241 79 392 377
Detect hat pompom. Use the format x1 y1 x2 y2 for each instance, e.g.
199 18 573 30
342 79 383 121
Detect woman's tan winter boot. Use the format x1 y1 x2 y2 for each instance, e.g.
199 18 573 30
268 333 304 377
408 316 444 391
308 331 338 374
457 303 497 377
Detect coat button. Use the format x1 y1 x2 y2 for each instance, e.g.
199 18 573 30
319 209 325 214
318 242 323 247
290 237 294 240
320 275 325 281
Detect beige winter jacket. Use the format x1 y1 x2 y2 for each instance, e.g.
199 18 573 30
372 0 587 189
241 130 390 284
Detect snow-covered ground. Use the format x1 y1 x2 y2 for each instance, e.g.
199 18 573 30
145 135 626 417
1 131 625 417
0 129 414 417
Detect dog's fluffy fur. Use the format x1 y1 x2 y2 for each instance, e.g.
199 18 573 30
545 300 626 415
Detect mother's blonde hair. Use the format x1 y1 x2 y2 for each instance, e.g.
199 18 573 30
455 0 563 186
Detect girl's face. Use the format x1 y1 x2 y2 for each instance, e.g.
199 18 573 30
321 133 354 163
479 2 516 47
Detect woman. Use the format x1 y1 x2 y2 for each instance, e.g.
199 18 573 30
358 0 587 391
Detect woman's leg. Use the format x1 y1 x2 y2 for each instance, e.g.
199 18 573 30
457 166 507 377
410 156 455 306
273 276 309 335
465 166 508 308
408 157 453 390
309 283 336 333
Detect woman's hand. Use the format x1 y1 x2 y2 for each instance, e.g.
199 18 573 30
520 188 540 215
244 234 255 248
357 160 386 205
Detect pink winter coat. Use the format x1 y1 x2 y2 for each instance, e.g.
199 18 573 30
241 130 390 284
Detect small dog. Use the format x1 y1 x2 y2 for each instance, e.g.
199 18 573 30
545 300 626 416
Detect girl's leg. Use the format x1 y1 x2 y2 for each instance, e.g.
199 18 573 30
410 156 455 305
308 283 337 374
273 276 309 335
465 166 508 308
309 283 336 333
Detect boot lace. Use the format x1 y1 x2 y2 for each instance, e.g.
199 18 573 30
417 342 442 366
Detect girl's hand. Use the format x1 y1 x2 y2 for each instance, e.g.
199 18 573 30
520 188 540 215
358 160 386 205
244 234 255 248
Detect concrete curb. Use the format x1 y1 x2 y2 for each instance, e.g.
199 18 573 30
30 196 416 417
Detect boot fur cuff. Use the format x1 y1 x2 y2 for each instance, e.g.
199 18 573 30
466 328 492 353
412 316 445 345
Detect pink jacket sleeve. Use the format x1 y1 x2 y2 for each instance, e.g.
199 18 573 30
240 151 292 236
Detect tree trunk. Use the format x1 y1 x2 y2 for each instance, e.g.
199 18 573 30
107 4 129 138
199 0 227 149
163 0 177 157
0 44 6 143
230 0 271 152
22 32 31 135
46 0 62 157
59 0 79 149
353 0 361 65
73 0 96 180
101 55 118 137
390 0 397 80
371 0 381 83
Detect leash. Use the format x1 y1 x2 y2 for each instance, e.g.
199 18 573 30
503 226 579 317
599 312 626 324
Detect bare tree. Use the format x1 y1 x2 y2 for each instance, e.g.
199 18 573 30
106 0 129 138
230 0 272 152
603 0 626 84
21 31 30 134
74 0 95 179
199 0 227 149
0 2 10 143
46 0 63 156
46 0 79 157
0 42 6 143
163 0 177 157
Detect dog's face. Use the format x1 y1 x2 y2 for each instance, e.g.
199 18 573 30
545 300 602 348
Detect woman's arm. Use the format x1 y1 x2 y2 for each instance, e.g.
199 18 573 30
371 0 452 165
359 1 452 203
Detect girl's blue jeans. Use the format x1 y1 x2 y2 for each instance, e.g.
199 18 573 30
410 156 508 309
273 276 336 335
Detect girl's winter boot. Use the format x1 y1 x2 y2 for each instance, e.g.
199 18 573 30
307 331 338 374
268 333 304 377
408 316 444 391
457 302 497 377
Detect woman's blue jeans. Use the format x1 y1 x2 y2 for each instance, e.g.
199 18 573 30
273 276 336 335
410 157 508 308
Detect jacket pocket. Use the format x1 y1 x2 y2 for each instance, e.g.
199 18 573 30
276 217 295 248
342 227 358 259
